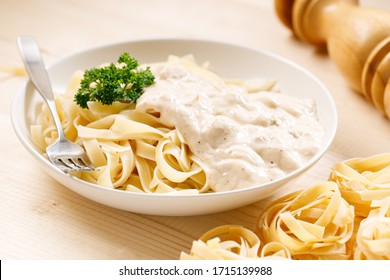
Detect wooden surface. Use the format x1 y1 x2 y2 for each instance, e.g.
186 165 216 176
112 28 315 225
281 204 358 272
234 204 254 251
1 0 389 260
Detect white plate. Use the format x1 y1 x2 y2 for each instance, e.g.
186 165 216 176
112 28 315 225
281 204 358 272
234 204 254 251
11 39 337 216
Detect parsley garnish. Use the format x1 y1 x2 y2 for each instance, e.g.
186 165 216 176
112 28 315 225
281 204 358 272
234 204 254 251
74 52 155 109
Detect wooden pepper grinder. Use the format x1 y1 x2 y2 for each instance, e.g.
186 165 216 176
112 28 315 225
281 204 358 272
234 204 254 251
274 0 390 118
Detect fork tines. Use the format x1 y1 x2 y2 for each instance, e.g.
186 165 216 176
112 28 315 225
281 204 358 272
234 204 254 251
54 157 96 173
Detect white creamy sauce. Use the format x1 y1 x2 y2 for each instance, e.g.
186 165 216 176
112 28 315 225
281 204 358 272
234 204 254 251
136 59 325 192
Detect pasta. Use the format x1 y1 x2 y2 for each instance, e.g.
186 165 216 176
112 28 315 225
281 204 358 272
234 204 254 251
180 225 290 260
353 197 390 259
329 153 390 217
31 54 324 194
255 182 355 260
33 100 209 194
181 153 390 260
31 59 212 194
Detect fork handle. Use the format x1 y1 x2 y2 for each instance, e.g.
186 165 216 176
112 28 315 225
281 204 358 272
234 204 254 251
17 36 64 136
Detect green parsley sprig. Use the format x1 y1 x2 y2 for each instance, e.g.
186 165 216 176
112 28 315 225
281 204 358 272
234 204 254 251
74 52 155 109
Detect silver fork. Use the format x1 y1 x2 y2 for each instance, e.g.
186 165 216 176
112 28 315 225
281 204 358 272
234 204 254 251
18 36 96 173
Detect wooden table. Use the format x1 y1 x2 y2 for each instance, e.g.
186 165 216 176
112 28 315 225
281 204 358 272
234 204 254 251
1 0 389 260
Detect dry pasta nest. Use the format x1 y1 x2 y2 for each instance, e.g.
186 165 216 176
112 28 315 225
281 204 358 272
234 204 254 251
353 197 390 260
181 153 390 260
329 153 390 217
256 182 354 260
180 225 291 260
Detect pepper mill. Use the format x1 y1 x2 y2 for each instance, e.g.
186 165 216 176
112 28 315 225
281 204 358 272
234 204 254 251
274 0 390 118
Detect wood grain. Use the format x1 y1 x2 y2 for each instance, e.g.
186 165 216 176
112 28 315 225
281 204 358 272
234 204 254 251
0 0 389 260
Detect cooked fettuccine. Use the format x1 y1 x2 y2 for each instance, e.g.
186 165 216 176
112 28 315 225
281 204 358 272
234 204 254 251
31 54 324 194
31 69 208 194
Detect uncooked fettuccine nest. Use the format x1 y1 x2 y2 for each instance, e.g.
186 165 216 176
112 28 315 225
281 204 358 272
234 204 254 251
329 153 390 217
180 225 290 260
256 182 354 260
181 153 390 260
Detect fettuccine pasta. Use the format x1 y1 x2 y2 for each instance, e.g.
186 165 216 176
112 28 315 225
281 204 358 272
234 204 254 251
180 225 290 260
329 153 390 217
180 153 390 260
255 182 355 260
31 54 325 194
353 197 390 259
31 69 209 194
